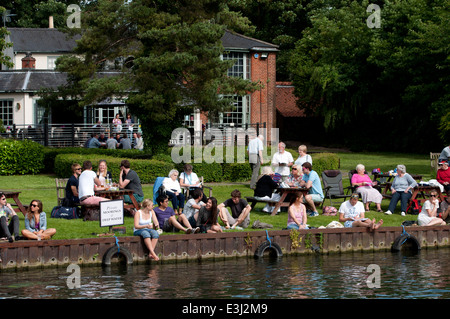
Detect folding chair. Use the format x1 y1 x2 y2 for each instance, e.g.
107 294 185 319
321 170 352 207
152 177 166 205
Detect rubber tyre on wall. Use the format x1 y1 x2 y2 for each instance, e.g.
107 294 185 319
102 246 134 266
254 241 283 258
391 233 421 252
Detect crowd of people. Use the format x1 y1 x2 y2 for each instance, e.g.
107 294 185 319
1 142 449 245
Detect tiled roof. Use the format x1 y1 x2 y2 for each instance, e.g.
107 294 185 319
275 82 305 117
7 28 80 53
221 30 279 52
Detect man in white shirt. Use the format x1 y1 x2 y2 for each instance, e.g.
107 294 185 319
339 193 383 230
133 133 144 150
271 142 294 179
248 134 264 189
78 161 109 205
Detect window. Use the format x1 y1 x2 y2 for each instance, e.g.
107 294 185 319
217 95 251 126
47 56 60 70
0 100 14 126
222 52 251 80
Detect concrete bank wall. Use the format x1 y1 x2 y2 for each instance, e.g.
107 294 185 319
1 225 449 269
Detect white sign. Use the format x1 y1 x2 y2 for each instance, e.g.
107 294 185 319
100 200 124 228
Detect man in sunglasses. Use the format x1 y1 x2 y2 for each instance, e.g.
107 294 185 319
0 193 21 242
65 163 81 206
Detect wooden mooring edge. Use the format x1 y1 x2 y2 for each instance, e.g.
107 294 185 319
1 225 449 269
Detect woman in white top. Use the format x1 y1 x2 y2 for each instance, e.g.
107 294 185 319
133 199 160 261
163 169 185 215
294 145 312 166
417 191 446 226
179 164 207 202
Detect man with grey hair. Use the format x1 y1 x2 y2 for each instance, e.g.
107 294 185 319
271 142 294 180
248 133 264 189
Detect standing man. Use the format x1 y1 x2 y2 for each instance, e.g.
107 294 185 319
133 132 144 150
78 161 109 205
118 160 144 205
248 134 264 189
218 189 252 229
271 142 294 180
299 162 324 217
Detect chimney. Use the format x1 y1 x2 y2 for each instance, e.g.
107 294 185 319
49 16 54 29
22 52 36 70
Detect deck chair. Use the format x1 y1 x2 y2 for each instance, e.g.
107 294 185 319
152 177 166 205
184 176 213 200
321 170 352 207
55 178 69 206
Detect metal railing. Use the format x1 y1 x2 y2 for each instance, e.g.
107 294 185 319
1 123 140 148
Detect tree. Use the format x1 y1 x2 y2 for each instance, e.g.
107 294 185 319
43 0 258 154
289 0 449 151
0 7 13 68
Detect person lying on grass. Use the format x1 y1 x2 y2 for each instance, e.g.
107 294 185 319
339 193 383 231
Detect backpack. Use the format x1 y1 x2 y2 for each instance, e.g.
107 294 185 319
409 199 421 215
322 206 338 216
51 206 79 219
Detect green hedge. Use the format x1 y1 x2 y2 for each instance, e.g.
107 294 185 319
50 150 341 184
54 154 174 184
0 139 44 175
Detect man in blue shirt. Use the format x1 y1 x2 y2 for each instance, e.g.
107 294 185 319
300 162 324 217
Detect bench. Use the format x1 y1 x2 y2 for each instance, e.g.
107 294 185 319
245 196 279 210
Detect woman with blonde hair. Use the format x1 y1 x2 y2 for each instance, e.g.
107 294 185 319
22 199 56 240
96 159 112 186
294 145 312 166
133 199 160 260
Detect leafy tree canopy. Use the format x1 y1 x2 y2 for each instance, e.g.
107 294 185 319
41 0 259 154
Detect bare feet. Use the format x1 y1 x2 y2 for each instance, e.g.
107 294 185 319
150 253 160 261
373 219 383 230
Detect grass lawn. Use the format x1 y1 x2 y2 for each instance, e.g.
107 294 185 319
0 150 434 240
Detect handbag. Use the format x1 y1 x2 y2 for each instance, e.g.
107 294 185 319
51 206 79 219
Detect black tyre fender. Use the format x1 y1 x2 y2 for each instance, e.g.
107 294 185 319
102 246 133 266
391 233 421 252
254 241 283 258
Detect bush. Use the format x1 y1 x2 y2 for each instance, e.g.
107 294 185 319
54 154 174 183
311 153 340 176
0 139 44 175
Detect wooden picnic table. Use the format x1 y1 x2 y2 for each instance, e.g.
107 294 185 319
94 188 140 211
0 190 27 216
372 173 423 196
246 187 310 216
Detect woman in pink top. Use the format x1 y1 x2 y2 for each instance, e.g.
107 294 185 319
351 164 383 212
287 192 308 230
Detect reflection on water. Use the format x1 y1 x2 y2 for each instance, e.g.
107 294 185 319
1 248 450 299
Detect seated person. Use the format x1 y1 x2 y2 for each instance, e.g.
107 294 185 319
0 193 21 242
197 197 222 233
254 166 279 199
179 164 207 202
118 160 144 204
163 169 185 216
417 190 446 226
183 188 205 228
218 189 251 229
153 194 198 234
21 199 57 240
133 199 160 261
286 164 303 187
351 164 383 212
287 192 308 230
437 160 450 195
439 196 450 223
299 162 324 217
119 133 132 150
254 166 281 213
96 159 112 186
339 193 383 231
65 163 81 206
78 161 110 206
384 164 417 216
